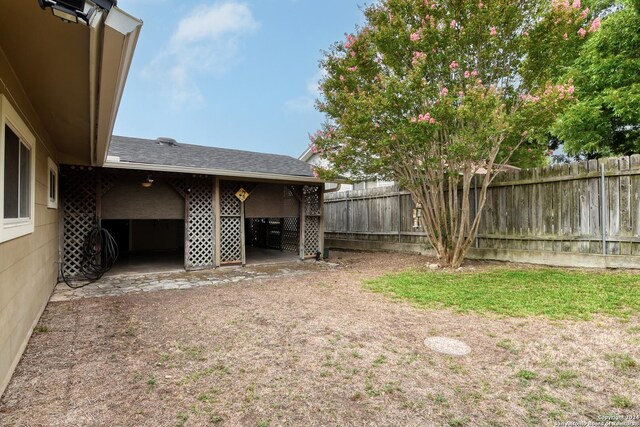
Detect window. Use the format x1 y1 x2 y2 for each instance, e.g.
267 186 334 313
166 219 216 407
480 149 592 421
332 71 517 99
47 158 58 209
1 95 36 243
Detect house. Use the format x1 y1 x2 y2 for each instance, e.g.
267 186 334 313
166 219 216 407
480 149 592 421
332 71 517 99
299 146 395 191
60 136 324 278
0 0 142 395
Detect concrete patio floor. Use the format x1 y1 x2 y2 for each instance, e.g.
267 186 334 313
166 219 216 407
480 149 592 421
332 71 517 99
52 259 338 301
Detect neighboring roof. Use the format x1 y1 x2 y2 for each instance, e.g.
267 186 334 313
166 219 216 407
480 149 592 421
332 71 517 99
107 136 316 180
299 147 313 162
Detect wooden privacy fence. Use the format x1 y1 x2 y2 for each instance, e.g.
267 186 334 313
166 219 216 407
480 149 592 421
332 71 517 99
324 155 640 264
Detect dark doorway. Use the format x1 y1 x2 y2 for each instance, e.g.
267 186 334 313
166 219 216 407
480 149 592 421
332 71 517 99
101 219 185 274
244 217 299 264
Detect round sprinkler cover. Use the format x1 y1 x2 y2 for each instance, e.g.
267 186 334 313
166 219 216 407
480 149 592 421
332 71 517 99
424 337 471 356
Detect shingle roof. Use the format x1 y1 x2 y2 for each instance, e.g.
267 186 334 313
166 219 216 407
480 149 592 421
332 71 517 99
108 136 315 178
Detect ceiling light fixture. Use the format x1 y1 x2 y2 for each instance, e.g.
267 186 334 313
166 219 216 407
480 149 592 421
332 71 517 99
141 175 154 188
38 0 94 25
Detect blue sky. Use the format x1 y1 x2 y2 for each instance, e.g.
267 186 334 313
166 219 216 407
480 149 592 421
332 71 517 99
114 0 367 158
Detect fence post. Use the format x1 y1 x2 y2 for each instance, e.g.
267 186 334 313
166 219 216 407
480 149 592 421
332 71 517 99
397 192 401 243
601 163 607 255
474 174 479 249
346 197 350 234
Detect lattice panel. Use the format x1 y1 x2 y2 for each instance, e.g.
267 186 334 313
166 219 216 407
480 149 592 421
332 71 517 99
220 217 241 262
100 172 118 197
186 177 213 269
220 182 243 263
169 177 190 199
303 185 321 257
221 182 241 216
304 185 321 216
282 217 299 253
304 216 320 256
62 168 97 278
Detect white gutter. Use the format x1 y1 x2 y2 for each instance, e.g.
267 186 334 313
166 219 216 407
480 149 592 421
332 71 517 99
103 160 325 184
92 7 143 166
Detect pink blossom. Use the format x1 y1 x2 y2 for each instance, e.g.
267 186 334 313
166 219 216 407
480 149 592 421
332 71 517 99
572 0 581 9
410 117 417 123
347 66 358 72
563 33 568 40
412 51 427 64
567 85 575 95
440 87 449 96
311 146 318 154
350 51 356 57
313 169 319 178
464 70 470 78
577 27 587 38
449 61 459 70
388 12 394 21
478 2 484 8
374 123 380 128
429 118 436 124
339 75 345 82
410 32 421 42
471 69 479 77
450 20 457 28
589 17 601 32
580 7 589 19
523 30 529 36
490 27 497 36
344 34 356 49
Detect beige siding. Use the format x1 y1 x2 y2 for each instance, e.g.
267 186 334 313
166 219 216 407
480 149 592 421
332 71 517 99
245 184 300 218
102 175 184 220
0 46 59 396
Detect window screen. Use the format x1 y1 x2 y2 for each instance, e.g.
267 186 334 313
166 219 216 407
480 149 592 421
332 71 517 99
3 124 31 220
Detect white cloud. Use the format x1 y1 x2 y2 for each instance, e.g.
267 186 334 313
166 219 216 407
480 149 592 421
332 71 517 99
145 1 259 109
284 68 327 113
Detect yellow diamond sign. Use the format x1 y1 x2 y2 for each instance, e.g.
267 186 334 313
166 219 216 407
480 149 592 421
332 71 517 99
235 187 250 202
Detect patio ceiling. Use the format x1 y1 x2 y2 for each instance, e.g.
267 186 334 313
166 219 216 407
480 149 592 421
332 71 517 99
0 0 141 166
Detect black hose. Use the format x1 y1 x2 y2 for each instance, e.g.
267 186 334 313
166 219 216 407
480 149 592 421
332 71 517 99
61 225 119 289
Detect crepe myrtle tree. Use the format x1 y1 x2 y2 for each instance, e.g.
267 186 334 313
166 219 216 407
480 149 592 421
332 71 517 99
310 0 599 268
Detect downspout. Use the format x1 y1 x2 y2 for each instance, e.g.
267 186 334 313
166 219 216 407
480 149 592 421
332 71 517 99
89 9 106 166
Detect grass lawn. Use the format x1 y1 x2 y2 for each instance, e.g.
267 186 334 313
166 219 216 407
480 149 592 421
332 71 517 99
366 268 640 319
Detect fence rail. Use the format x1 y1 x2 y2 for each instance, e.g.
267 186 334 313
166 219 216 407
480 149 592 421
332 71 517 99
324 155 640 259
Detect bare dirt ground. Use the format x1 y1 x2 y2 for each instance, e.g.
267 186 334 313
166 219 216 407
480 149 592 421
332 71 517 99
1 251 638 427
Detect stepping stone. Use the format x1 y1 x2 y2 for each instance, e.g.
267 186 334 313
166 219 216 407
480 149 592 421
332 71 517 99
424 337 471 356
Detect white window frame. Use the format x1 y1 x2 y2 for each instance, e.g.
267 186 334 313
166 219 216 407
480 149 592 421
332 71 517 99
47 157 58 209
0 95 36 243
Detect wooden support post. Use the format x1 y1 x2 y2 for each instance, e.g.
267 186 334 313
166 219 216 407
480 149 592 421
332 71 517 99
240 200 246 266
183 178 190 270
213 176 221 267
299 188 306 260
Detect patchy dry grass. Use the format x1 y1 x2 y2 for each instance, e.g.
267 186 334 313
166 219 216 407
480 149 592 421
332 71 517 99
0 251 638 426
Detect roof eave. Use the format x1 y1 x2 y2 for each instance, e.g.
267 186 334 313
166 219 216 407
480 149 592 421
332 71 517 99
298 147 313 162
103 160 324 184
92 7 142 166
